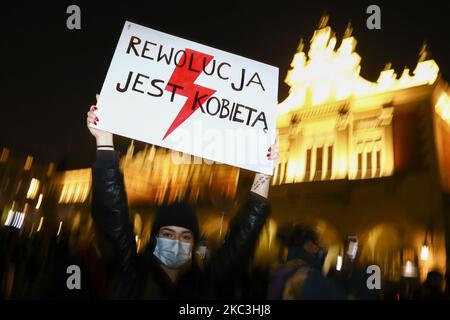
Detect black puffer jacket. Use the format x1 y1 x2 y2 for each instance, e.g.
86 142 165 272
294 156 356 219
91 150 271 299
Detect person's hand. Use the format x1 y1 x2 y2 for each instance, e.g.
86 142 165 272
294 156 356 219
266 139 279 167
250 136 280 199
86 94 114 147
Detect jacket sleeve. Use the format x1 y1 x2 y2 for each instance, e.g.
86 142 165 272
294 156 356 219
91 150 137 275
207 191 271 280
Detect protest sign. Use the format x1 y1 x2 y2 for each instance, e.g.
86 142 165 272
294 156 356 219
92 21 279 174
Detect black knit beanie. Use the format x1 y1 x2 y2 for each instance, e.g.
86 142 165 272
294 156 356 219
149 201 200 250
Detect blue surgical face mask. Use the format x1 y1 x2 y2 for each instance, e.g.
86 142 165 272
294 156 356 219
153 237 193 269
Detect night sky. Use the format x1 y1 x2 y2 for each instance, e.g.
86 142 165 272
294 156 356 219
1 1 449 169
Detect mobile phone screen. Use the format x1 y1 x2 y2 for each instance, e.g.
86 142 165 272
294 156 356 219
347 240 358 259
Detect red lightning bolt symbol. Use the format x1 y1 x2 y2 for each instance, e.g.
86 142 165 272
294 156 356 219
162 48 216 140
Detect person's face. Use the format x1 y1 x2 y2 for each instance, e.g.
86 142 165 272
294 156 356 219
158 226 194 244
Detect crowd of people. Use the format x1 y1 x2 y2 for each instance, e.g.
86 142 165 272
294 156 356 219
0 99 448 300
1 216 448 300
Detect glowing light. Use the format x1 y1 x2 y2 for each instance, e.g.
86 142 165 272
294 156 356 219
286 160 298 183
134 214 142 236
57 221 63 236
5 211 25 229
336 255 343 271
24 156 33 171
413 60 439 84
121 143 239 205
26 178 40 199
405 261 413 274
58 169 91 204
337 156 347 178
16 212 25 229
135 235 141 252
275 20 407 185
35 194 43 209
435 93 450 123
37 217 44 232
377 70 396 91
347 240 358 260
11 212 20 228
4 210 15 226
278 23 440 114
420 245 429 261
403 260 418 278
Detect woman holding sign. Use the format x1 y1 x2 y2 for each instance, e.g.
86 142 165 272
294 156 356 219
86 98 278 299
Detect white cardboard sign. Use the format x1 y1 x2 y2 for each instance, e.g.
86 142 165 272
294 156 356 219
92 21 279 174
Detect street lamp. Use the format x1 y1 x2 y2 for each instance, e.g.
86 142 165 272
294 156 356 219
420 244 429 261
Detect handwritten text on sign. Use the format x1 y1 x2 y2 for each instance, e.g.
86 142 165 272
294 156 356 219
92 21 279 174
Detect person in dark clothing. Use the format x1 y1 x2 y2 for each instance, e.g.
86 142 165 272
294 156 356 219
413 270 447 300
268 224 346 300
327 237 378 300
86 97 278 299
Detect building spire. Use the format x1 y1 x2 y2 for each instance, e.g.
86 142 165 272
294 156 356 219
419 41 430 62
344 22 353 38
297 38 304 52
318 13 329 29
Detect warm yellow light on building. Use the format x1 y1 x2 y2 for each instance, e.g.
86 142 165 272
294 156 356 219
413 60 439 85
435 92 450 124
286 160 298 183
24 156 33 171
35 194 43 209
403 260 418 278
121 144 239 205
0 148 10 163
4 210 15 227
420 245 430 261
58 169 91 204
279 23 439 114
337 156 347 178
26 178 40 199
37 217 44 232
274 18 435 185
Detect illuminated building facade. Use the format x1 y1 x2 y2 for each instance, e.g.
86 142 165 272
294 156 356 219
270 17 450 281
121 141 239 206
2 17 449 285
0 147 55 234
